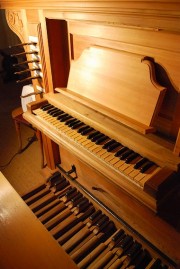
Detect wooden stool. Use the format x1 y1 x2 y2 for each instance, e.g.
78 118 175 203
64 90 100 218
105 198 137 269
12 107 33 152
11 107 45 167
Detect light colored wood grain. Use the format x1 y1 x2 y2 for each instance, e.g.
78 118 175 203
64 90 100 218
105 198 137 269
67 46 166 130
0 172 77 269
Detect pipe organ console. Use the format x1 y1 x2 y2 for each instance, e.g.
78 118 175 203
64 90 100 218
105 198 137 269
0 1 180 268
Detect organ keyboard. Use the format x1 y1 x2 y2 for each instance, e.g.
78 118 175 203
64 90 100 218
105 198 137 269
24 91 179 213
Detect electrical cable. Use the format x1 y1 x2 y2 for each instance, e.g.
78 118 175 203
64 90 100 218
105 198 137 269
0 134 37 170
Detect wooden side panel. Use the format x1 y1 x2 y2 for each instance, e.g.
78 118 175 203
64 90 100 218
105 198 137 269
46 19 70 89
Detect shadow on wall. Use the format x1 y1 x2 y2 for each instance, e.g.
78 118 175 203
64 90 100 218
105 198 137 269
0 9 21 82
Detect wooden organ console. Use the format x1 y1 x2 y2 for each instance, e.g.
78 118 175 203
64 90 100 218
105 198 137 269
0 1 180 268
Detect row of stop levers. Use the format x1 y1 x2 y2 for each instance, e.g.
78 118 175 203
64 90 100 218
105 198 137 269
23 171 170 269
33 103 161 187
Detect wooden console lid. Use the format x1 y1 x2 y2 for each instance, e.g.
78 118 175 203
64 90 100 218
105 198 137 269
0 172 77 269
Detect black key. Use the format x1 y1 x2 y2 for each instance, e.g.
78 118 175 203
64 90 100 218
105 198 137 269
89 210 102 221
115 146 128 157
119 234 133 249
140 161 155 173
65 118 77 125
107 142 121 152
150 258 162 269
41 103 50 110
53 179 69 193
134 157 148 169
87 131 100 139
52 110 64 117
51 109 62 116
96 135 109 145
64 115 73 122
47 107 58 114
81 127 94 135
78 125 90 133
102 139 116 149
132 249 151 269
64 187 77 198
42 104 54 111
126 241 142 258
72 122 84 129
70 193 83 207
68 119 80 127
59 115 72 122
76 198 89 212
112 229 124 242
96 215 109 228
47 171 62 187
57 113 67 120
120 149 133 160
91 133 104 142
125 152 139 163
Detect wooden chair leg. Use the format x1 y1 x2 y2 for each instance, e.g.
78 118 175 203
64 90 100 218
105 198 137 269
36 130 45 168
14 119 22 153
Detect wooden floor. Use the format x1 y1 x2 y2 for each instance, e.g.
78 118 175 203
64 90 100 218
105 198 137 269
0 76 45 196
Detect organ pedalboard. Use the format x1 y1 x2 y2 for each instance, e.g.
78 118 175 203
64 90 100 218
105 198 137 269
22 170 175 269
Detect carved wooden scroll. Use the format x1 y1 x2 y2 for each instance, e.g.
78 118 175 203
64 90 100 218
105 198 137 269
5 9 25 43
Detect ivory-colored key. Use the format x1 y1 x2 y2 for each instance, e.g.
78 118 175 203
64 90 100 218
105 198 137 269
69 227 96 256
104 153 118 162
58 221 85 245
128 169 141 179
92 145 104 154
109 157 120 165
57 207 95 244
76 135 87 143
84 141 97 149
78 228 123 268
122 158 141 176
39 202 67 223
113 160 124 169
96 148 108 157
88 144 100 152
62 225 91 252
72 133 83 140
101 151 113 160
25 187 49 205
35 199 60 218
71 221 115 262
107 256 127 269
81 139 93 146
134 166 157 182
45 207 72 230
29 192 55 212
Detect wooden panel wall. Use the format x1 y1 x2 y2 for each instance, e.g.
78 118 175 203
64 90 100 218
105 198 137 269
1 1 180 139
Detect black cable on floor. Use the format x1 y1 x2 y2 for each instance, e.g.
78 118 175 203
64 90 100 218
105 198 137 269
0 134 37 170
0 152 19 170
